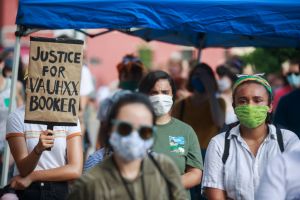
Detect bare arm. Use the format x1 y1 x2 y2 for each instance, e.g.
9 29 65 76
31 135 83 181
80 96 89 112
16 81 24 107
181 166 202 189
8 131 54 177
79 96 89 136
11 136 83 189
204 188 227 200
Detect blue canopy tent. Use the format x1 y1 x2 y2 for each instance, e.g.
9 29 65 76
122 29 300 48
16 0 300 48
2 0 300 185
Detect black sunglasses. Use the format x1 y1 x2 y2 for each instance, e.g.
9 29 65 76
112 120 155 140
287 72 300 76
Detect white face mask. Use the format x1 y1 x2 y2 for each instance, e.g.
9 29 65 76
149 94 173 117
218 78 231 92
109 131 153 162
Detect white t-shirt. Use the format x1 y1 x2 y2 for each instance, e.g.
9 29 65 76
256 145 300 200
6 106 81 175
202 124 300 200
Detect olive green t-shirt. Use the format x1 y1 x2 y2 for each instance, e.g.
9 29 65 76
152 118 203 175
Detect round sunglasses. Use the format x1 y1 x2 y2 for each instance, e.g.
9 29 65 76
287 72 300 76
112 119 156 140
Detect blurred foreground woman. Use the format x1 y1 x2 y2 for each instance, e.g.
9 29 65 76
68 93 187 200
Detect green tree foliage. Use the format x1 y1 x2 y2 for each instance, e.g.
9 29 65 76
241 48 300 74
138 45 153 69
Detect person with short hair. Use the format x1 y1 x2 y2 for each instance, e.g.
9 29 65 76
139 71 203 198
274 63 300 138
68 93 187 200
202 74 299 200
273 59 300 110
116 54 145 91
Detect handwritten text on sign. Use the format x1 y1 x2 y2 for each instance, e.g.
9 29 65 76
25 37 83 125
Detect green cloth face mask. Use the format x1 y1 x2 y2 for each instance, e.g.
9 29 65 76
119 81 138 91
234 105 269 128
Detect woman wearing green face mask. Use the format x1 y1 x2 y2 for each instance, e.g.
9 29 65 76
202 75 300 200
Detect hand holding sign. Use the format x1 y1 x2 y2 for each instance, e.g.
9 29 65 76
34 130 55 155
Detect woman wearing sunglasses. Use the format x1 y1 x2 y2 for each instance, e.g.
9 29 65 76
139 71 203 198
68 93 187 200
202 75 300 200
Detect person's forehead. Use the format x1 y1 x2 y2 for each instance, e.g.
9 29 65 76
152 79 171 90
289 64 300 72
117 103 153 125
235 82 268 97
221 75 231 80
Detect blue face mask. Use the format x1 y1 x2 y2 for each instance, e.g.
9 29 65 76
109 131 153 162
191 77 205 93
287 74 300 88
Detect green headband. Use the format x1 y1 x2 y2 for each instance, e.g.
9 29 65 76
233 75 272 96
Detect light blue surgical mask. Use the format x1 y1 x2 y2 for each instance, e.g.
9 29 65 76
287 73 300 88
109 131 153 162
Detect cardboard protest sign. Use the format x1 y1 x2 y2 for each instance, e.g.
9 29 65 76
25 37 84 126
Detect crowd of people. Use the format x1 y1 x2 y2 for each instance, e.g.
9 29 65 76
0 49 300 200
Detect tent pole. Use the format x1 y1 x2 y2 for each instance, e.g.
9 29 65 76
1 26 21 187
197 34 205 63
197 48 202 63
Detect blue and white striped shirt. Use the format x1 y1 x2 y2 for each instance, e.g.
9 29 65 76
84 148 106 172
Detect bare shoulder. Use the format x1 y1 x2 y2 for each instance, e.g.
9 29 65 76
16 81 23 89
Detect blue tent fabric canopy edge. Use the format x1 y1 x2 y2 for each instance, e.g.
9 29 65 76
16 0 300 48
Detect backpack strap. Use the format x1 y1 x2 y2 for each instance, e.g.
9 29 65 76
148 152 173 199
222 129 231 164
275 126 284 152
221 122 239 164
179 100 185 120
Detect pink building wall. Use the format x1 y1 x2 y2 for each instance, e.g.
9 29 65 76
0 0 17 26
87 31 226 86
